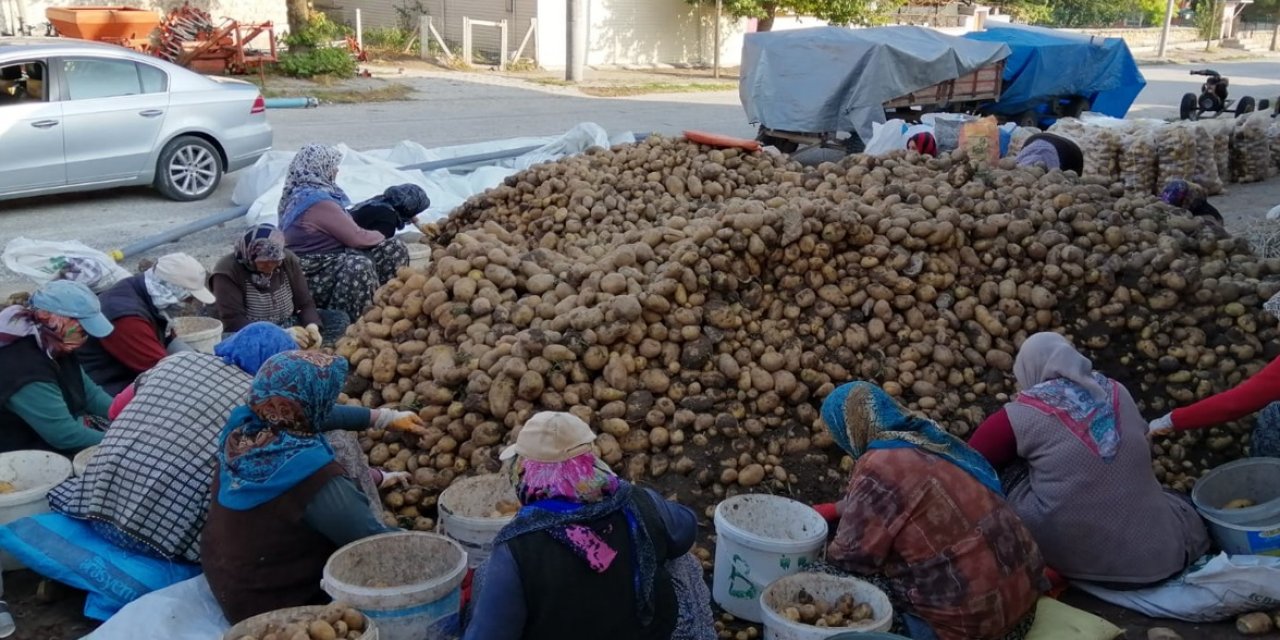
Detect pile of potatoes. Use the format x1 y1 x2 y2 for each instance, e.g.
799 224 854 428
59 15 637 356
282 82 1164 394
336 135 1280 521
234 603 367 640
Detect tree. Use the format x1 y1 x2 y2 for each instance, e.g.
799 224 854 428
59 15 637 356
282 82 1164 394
685 0 899 31
287 0 311 38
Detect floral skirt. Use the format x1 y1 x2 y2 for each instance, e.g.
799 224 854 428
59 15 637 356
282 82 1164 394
296 239 408 325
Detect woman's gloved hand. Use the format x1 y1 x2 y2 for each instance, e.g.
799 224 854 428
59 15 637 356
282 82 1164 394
288 324 323 350
1147 413 1175 438
378 470 412 489
374 409 427 436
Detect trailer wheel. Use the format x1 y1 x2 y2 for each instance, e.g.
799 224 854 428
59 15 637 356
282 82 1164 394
1016 110 1039 128
1062 96 1090 118
791 147 848 167
1180 93 1198 121
1236 96 1256 116
1257 98 1270 112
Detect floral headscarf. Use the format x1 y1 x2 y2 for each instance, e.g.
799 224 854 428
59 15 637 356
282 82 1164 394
1012 332 1121 461
278 144 350 231
821 381 1003 494
213 321 299 375
216 351 344 510
495 452 659 624
235 224 287 290
0 306 85 357
1161 180 1206 210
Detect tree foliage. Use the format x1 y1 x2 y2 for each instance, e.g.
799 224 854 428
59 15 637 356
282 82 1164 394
685 0 901 29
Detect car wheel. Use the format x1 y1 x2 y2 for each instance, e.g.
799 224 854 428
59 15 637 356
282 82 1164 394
791 146 847 167
155 135 222 201
1236 96 1256 117
1180 93 1198 121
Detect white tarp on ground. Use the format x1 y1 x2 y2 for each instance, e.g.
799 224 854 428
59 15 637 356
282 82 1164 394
84 574 227 640
235 123 636 230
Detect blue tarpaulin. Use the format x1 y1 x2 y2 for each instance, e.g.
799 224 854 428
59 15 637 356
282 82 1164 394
963 24 1146 119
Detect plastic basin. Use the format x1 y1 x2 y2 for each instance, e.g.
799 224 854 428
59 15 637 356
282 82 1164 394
437 474 517 569
1191 458 1280 555
322 532 467 640
173 316 224 354
222 605 378 640
0 451 74 570
760 573 894 640
712 494 828 623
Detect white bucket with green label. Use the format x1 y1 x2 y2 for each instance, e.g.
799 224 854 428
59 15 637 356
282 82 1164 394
712 494 828 623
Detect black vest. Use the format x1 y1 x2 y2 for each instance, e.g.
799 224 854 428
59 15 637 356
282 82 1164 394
0 336 89 453
506 490 678 640
78 275 168 394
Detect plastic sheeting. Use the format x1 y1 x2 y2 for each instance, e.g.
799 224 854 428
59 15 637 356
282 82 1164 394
235 123 636 229
963 24 1146 119
739 26 1010 142
84 574 229 640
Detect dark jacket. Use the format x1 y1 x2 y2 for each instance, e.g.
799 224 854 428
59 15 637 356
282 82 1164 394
504 489 680 640
209 251 322 331
349 201 407 239
202 461 345 624
0 337 90 453
78 275 169 394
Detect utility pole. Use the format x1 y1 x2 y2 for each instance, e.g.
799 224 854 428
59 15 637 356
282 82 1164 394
1156 0 1176 58
566 0 585 82
713 0 722 79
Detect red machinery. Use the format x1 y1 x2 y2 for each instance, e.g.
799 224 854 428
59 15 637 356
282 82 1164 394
46 4 277 75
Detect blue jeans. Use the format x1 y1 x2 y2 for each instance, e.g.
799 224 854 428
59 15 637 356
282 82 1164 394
902 614 939 640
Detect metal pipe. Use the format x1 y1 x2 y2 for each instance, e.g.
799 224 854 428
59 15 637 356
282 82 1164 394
566 0 585 82
110 206 249 261
265 97 319 109
396 145 544 172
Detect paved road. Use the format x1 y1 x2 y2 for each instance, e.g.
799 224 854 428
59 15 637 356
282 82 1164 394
1 58 1278 296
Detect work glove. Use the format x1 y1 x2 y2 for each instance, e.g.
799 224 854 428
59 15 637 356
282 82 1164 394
373 409 427 436
288 324 323 350
1147 413 1175 438
378 470 412 489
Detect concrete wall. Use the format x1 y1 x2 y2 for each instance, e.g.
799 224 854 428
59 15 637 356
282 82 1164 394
317 0 537 61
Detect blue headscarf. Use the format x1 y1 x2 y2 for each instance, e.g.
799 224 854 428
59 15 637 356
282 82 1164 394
216 351 346 510
213 322 298 375
821 381 1003 495
278 144 350 231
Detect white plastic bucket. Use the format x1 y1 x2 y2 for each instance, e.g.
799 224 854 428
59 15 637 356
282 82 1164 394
72 445 99 477
407 244 430 271
712 494 829 623
222 605 378 640
0 451 74 570
1191 458 1280 555
437 474 517 569
173 316 223 354
760 573 894 640
322 532 468 640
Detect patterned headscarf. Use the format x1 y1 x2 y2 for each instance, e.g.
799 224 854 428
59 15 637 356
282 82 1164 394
278 144 350 231
0 306 85 357
235 224 287 290
495 452 659 625
143 268 190 310
907 132 938 157
216 351 344 510
1160 180 1206 210
1012 332 1121 461
213 322 299 375
821 381 1002 494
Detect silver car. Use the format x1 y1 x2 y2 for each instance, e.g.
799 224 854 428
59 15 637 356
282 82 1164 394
0 37 272 202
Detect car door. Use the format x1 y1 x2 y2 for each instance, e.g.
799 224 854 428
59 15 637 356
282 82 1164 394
57 56 170 184
0 59 66 194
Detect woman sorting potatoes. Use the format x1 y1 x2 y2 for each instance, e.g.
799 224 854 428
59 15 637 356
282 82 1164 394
819 382 1045 640
968 333 1210 588
280 144 410 326
201 351 428 623
465 411 716 640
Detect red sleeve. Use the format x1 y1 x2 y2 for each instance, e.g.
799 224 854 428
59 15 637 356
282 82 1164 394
107 383 136 421
1171 355 1280 431
100 317 167 373
968 408 1018 469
